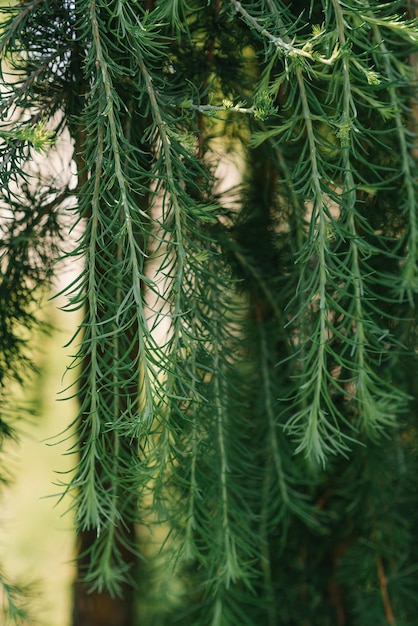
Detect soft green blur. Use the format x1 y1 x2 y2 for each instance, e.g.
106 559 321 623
1 5 76 619
1 300 78 626
0 1 16 10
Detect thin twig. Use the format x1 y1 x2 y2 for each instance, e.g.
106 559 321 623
376 555 396 626
230 0 339 65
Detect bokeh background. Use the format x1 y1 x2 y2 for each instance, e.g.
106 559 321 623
1 4 77 620
1 294 78 626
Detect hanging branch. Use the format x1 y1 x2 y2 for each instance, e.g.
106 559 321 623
1 2 418 625
230 0 339 65
376 555 396 626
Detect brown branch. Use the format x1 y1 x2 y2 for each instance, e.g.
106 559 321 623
376 554 396 626
196 0 221 160
408 0 418 160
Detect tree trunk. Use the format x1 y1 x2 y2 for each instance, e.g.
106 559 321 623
69 112 149 626
72 528 137 626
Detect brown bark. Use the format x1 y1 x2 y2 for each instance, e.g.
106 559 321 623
72 528 138 626
72 588 131 626
376 555 396 626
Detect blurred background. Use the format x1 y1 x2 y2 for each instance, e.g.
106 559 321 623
1 4 76 620
0 278 79 625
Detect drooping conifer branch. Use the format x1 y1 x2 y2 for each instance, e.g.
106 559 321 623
1 1 418 625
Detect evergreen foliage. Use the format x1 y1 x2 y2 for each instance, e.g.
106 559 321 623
1 0 418 624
